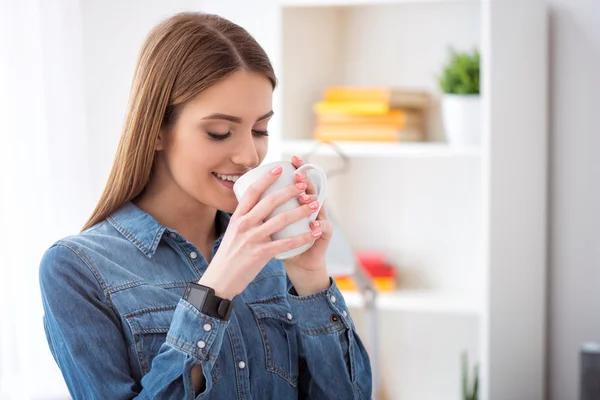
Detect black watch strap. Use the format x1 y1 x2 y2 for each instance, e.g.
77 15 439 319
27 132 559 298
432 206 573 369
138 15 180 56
183 283 234 321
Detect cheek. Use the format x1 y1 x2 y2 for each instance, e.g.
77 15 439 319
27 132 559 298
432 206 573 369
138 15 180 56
256 139 269 163
166 135 212 182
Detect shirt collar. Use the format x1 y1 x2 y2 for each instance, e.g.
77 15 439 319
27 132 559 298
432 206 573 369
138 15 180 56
107 202 231 258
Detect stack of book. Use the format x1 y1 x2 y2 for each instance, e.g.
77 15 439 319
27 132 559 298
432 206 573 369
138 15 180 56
334 251 397 292
313 87 431 142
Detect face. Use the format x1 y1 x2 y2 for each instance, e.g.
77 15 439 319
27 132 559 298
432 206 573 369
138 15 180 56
155 70 272 213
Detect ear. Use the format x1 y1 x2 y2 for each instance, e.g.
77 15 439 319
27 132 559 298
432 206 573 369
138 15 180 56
155 129 166 151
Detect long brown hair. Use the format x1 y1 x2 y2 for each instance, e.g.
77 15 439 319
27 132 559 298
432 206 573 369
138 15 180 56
82 12 277 231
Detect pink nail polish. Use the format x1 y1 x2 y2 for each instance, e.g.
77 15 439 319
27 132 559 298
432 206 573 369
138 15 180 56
309 201 319 210
312 229 322 238
301 194 311 202
296 172 306 180
296 182 307 190
271 166 282 174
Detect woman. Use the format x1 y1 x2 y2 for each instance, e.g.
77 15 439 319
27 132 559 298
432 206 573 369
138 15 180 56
39 12 372 400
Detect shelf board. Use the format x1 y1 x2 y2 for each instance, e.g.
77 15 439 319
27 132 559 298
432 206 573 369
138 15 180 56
341 289 482 316
280 139 481 158
281 0 476 7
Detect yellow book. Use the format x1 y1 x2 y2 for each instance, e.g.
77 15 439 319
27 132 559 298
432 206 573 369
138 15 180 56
317 109 416 127
325 87 393 103
324 86 431 109
313 100 389 115
314 125 423 142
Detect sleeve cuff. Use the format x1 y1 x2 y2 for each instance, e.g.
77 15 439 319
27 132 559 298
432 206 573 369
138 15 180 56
287 278 353 335
166 298 229 362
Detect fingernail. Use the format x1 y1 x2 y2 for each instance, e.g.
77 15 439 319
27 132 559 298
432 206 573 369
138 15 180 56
295 172 306 180
311 220 321 228
309 201 319 210
312 229 322 238
294 155 303 161
296 182 307 190
271 166 282 174
300 194 311 202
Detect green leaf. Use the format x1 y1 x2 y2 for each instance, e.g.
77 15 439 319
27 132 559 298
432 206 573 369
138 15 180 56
438 47 480 94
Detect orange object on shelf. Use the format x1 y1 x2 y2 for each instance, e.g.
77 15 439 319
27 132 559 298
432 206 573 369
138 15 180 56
372 277 396 292
333 276 358 291
334 251 399 293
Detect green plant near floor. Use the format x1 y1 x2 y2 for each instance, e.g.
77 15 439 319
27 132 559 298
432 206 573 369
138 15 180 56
462 351 479 400
438 48 480 95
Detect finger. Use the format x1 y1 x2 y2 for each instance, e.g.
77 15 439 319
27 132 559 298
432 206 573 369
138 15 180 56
294 171 306 183
297 193 314 205
316 201 328 219
235 165 283 216
299 195 326 216
262 229 322 256
246 181 308 223
294 171 317 195
310 218 333 241
291 155 304 168
303 174 318 195
255 199 320 238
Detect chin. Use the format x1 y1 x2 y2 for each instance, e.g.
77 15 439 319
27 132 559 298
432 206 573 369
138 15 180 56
215 197 238 215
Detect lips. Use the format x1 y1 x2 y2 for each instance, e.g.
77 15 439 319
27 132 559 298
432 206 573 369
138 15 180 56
212 172 241 183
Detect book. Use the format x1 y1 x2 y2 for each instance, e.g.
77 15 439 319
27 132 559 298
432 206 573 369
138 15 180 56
314 100 390 115
324 87 431 109
316 109 423 130
314 125 424 142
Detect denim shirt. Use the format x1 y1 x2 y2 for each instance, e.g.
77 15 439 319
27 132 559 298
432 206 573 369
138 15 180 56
39 202 372 399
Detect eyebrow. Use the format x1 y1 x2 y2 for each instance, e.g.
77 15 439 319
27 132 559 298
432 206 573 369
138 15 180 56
202 110 274 124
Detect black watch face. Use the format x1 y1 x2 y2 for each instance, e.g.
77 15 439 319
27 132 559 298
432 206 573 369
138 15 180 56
188 287 208 309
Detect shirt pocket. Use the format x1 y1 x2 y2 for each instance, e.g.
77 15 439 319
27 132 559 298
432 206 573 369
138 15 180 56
247 296 299 387
124 305 222 383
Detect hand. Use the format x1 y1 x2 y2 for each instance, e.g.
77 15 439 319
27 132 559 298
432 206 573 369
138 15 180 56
283 155 333 295
199 164 324 299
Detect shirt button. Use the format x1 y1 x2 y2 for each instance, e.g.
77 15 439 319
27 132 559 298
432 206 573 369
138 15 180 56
170 232 177 239
286 312 293 321
342 310 348 317
196 340 206 349
203 323 212 332
190 251 198 259
238 361 246 370
330 295 336 304
330 314 340 323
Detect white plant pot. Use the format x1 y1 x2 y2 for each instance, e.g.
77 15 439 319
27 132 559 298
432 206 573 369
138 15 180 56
441 94 481 147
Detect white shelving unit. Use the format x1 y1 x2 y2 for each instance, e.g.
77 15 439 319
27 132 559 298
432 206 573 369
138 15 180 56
201 1 547 399
282 139 481 158
341 289 482 315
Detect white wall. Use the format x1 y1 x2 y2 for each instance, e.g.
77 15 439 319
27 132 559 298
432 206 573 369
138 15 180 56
0 2 201 399
547 0 600 399
81 0 201 195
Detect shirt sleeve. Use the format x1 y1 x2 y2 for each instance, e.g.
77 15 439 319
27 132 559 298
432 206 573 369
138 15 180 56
287 277 372 400
39 243 226 400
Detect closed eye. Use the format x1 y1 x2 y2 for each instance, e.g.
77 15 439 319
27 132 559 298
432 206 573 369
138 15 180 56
207 131 231 141
252 129 269 137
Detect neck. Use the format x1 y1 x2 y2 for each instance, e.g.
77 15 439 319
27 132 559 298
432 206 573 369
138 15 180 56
134 181 218 253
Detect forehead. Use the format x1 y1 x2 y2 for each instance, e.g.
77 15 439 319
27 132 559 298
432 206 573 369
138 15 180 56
183 70 273 119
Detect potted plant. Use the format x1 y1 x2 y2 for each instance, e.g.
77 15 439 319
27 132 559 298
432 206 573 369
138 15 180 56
461 351 479 400
438 47 481 146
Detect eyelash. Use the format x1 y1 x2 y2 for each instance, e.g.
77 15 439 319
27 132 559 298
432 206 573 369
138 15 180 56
207 130 269 141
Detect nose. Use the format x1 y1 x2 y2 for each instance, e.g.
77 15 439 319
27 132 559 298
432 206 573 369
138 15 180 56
231 131 260 169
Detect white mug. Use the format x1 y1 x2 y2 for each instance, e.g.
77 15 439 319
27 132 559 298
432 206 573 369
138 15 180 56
233 160 328 260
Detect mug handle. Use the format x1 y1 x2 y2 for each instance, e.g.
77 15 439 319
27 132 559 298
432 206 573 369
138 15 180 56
295 163 328 220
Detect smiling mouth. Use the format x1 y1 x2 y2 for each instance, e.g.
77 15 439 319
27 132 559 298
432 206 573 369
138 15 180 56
212 172 242 183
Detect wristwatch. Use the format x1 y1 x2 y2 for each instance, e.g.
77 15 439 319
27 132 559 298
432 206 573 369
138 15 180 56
183 283 234 321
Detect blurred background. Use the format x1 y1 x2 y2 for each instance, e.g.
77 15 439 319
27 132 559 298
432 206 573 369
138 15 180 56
0 0 598 399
